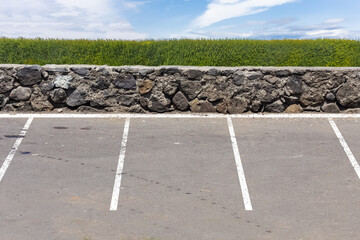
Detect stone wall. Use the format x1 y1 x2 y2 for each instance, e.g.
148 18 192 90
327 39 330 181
1 64 360 114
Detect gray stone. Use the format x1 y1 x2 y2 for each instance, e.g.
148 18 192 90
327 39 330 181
285 104 303 113
325 92 336 101
163 80 178 96
227 98 248 114
221 70 234 76
300 91 324 106
186 70 203 80
76 106 100 112
265 100 285 113
44 67 69 74
118 95 135 107
16 67 42 86
264 75 279 84
114 74 136 90
233 75 245 86
10 87 32 101
139 68 154 76
284 96 299 105
276 70 291 77
66 89 88 107
71 67 89 76
0 94 8 108
148 91 171 113
256 89 277 103
2 104 16 112
92 78 110 90
250 100 262 112
336 82 360 107
39 81 54 93
172 92 189 111
235 70 262 80
206 68 220 76
54 75 73 89
180 81 202 100
50 89 67 103
0 75 14 93
321 103 340 113
164 68 180 75
286 76 303 95
189 99 216 113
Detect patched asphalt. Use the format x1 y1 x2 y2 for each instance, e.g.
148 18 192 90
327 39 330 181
0 115 359 240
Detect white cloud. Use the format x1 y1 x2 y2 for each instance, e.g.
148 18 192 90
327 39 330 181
192 0 297 28
122 1 151 11
0 0 147 39
324 18 346 24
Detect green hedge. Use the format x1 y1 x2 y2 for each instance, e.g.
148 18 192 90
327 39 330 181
0 38 359 66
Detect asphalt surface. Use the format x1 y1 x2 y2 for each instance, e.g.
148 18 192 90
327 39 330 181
0 115 359 240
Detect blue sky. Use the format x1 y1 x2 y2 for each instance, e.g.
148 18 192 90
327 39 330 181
0 0 359 40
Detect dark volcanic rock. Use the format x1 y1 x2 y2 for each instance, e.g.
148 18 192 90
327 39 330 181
172 91 189 111
66 89 88 107
114 74 136 90
16 66 42 86
0 75 14 93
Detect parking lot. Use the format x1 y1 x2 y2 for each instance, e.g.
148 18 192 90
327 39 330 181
0 113 359 240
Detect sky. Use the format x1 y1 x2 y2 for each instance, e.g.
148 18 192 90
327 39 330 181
0 0 359 40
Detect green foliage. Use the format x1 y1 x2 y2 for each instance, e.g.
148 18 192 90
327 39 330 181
0 38 359 67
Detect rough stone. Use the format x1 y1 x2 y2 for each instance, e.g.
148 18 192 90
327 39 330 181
66 89 88 107
163 80 178 96
10 86 32 101
39 81 54 93
276 70 291 77
325 92 336 101
286 76 303 95
50 89 67 103
54 75 73 89
92 78 110 90
31 95 53 111
180 81 202 100
147 91 171 113
118 95 135 107
2 104 16 112
114 74 136 90
300 91 324 106
186 69 203 80
71 67 89 76
235 70 263 80
138 80 155 95
189 99 216 113
216 101 227 113
233 75 246 86
321 103 340 113
0 75 14 93
227 98 248 114
76 106 100 112
172 91 189 111
139 68 155 76
250 100 262 112
44 67 69 74
206 68 220 76
285 104 303 113
336 82 360 107
0 94 8 108
265 100 285 113
16 66 42 86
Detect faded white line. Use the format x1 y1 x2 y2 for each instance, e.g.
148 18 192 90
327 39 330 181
227 116 253 211
0 117 33 183
329 118 360 180
1 113 360 119
110 117 131 211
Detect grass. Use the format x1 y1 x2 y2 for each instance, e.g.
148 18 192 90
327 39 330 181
0 38 359 67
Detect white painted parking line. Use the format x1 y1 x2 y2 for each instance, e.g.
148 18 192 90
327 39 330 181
329 118 360 180
227 117 253 211
1 113 360 119
0 117 33 183
110 117 131 211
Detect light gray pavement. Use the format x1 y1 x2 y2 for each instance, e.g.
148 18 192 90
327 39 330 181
0 115 359 240
0 119 28 164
